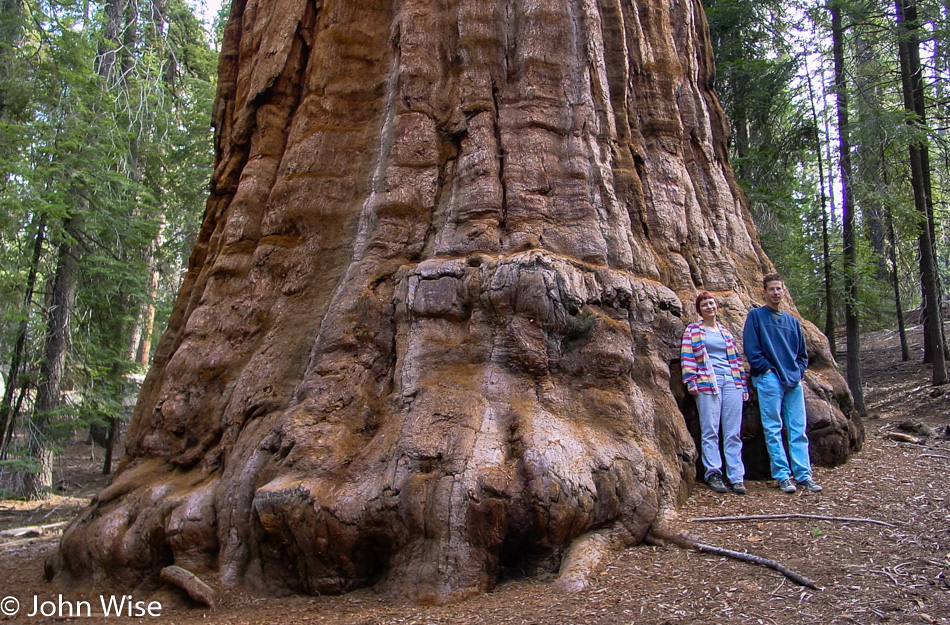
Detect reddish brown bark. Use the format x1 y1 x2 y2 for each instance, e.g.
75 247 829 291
49 0 862 603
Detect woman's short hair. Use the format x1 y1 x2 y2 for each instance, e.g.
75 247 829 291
694 291 716 313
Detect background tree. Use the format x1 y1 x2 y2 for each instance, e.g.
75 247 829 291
705 0 950 390
0 0 215 495
704 0 843 337
830 0 869 417
895 0 948 384
806 71 838 355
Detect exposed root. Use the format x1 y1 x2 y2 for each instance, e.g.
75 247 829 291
552 531 619 592
552 526 635 593
159 565 216 608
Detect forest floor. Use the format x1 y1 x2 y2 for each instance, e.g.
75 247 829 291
0 325 948 624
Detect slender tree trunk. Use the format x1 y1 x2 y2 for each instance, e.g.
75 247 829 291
896 0 948 385
878 143 909 362
0 214 47 456
95 0 127 83
100 361 124 475
886 210 910 361
830 0 868 416
135 272 158 366
819 77 840 231
129 218 164 366
854 34 890 282
18 217 80 498
92 0 141 470
118 230 159 464
127 318 145 366
807 71 836 355
1 382 29 458
733 104 750 182
0 0 24 117
102 413 118 475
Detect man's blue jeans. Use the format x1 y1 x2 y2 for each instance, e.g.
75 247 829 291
752 371 812 482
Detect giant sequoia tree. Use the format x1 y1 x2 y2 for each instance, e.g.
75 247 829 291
49 0 862 603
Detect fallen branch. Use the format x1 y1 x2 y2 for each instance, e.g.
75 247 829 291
882 432 923 444
688 513 896 528
920 454 950 460
41 502 67 521
869 567 903 587
0 533 62 550
647 526 821 590
0 521 69 538
692 542 820 589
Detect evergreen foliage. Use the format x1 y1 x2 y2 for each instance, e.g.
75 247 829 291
704 0 950 351
0 0 215 495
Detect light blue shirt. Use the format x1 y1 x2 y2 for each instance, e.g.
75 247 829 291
703 326 733 377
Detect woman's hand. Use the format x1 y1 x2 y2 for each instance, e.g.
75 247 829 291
742 392 749 402
689 388 699 396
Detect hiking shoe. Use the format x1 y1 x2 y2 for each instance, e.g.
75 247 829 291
707 473 729 493
797 477 823 492
778 478 797 493
731 481 747 495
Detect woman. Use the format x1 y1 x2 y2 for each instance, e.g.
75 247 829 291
681 292 749 494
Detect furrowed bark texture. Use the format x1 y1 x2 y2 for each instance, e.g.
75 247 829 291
50 0 863 602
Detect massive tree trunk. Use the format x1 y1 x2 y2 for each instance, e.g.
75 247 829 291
49 0 862 603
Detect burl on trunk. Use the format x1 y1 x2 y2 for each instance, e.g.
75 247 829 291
48 0 862 603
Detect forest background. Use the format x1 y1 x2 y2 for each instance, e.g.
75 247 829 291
0 0 947 499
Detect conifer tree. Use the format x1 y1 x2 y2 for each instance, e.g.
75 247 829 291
895 0 948 385
0 0 215 496
830 0 869 416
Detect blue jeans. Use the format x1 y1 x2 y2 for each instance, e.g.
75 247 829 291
695 373 745 484
753 371 811 482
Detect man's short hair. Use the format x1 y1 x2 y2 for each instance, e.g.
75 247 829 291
762 273 784 289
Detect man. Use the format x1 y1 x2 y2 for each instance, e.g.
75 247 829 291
743 273 822 493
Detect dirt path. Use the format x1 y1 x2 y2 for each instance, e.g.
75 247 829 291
0 326 947 625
